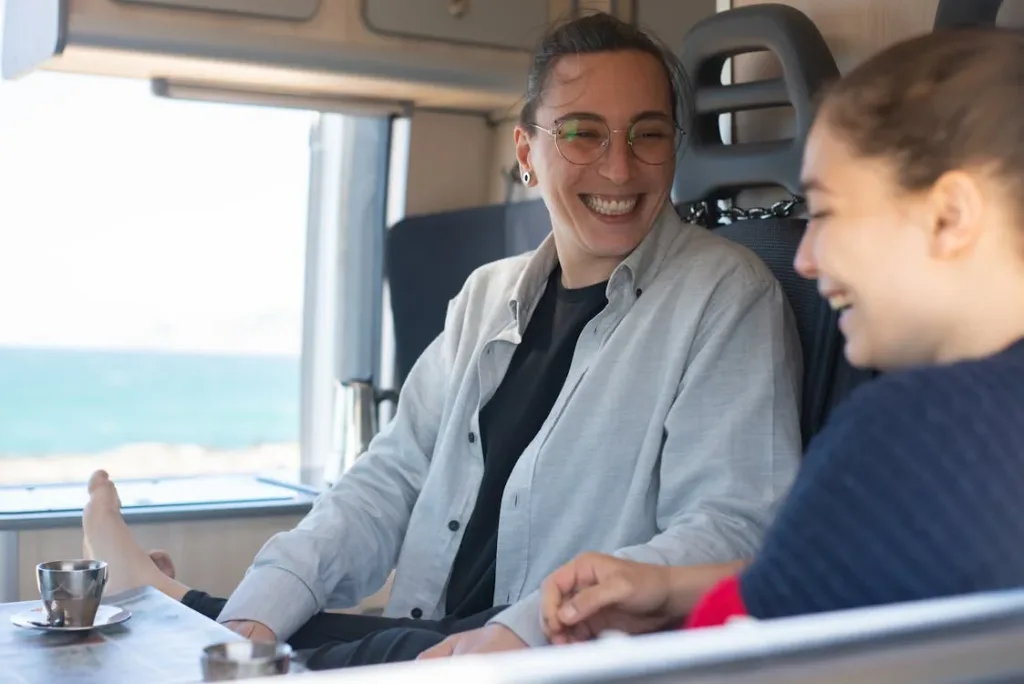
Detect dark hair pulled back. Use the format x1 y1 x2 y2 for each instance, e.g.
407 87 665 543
519 12 693 133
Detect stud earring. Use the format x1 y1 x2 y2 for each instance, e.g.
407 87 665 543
521 170 531 185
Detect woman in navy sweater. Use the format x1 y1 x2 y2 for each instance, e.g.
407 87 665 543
541 27 1024 642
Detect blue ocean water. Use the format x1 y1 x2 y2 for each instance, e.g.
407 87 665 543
0 347 301 456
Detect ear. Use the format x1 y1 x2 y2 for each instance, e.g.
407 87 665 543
925 169 985 260
514 125 535 184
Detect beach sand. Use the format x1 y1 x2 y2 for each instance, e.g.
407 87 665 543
0 443 300 487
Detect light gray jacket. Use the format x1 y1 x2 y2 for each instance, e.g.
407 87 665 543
217 202 803 646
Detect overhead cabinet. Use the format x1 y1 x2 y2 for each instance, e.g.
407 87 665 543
1 0 715 112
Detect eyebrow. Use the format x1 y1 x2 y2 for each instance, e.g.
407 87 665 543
553 110 673 125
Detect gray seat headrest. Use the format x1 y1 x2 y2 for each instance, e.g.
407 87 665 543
673 3 839 205
934 0 1004 29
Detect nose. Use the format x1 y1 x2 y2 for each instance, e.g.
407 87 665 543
793 222 820 280
597 132 633 184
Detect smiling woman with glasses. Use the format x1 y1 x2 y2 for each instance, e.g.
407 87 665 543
78 12 801 670
510 15 699 285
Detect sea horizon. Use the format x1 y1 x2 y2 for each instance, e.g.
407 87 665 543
0 342 300 359
0 345 301 456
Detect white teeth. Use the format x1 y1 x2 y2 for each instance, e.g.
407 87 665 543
583 195 638 216
828 295 852 311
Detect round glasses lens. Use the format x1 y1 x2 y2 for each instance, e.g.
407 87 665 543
554 118 609 165
628 119 681 164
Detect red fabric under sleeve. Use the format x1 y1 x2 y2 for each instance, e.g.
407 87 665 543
683 575 748 629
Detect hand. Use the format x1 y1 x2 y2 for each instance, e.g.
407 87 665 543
224 620 278 643
416 624 528 660
541 553 681 644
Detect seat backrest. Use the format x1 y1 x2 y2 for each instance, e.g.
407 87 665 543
386 200 550 385
933 0 1004 29
712 217 870 444
676 4 872 446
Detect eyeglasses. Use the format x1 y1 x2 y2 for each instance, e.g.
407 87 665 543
532 117 684 166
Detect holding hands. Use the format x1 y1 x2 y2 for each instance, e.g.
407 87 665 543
541 553 682 644
540 553 747 645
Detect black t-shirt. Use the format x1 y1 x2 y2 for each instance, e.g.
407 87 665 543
444 266 608 618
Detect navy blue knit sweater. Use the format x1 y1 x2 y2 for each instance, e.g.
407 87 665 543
739 337 1024 618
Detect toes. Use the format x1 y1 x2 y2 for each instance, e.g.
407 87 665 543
87 470 111 494
85 470 122 510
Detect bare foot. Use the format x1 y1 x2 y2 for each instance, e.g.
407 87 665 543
150 550 176 579
82 470 190 600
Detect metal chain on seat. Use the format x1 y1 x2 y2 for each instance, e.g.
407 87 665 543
680 196 805 228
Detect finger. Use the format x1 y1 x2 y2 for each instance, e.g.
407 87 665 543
550 632 570 646
558 574 632 626
416 638 455 660
568 621 594 644
541 562 590 638
542 581 576 640
556 555 602 596
543 555 605 633
541 576 564 639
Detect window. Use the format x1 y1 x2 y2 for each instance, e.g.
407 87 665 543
0 58 315 485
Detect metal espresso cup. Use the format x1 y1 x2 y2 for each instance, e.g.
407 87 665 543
201 641 292 681
36 559 109 628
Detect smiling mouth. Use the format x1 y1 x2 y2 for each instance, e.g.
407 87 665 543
826 293 853 313
580 194 641 217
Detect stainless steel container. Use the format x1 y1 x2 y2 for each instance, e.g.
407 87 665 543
36 559 108 627
201 641 292 681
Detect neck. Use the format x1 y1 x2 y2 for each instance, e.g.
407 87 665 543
552 231 627 289
934 275 1024 364
556 252 621 289
935 317 1024 364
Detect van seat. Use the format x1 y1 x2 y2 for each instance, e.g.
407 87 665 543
386 200 550 386
676 4 873 446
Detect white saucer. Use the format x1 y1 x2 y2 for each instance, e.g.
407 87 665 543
10 604 132 632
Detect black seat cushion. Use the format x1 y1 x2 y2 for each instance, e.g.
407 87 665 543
715 217 873 445
386 201 550 385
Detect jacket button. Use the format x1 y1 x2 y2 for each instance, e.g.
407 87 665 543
411 608 423 618
448 520 460 531
635 288 643 297
468 432 476 443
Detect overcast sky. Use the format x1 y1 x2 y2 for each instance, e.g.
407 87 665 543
0 0 315 356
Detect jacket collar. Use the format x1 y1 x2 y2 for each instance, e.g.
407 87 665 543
508 200 682 333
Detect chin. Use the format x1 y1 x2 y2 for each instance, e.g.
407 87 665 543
843 340 874 370
846 338 928 373
587 233 647 259
842 329 883 369
577 216 656 256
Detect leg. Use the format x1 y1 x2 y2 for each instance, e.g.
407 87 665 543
304 628 448 670
289 605 507 650
174 588 436 648
81 470 193 599
300 606 509 669
438 605 509 633
82 467 507 664
81 470 438 651
288 610 460 651
180 590 229 622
